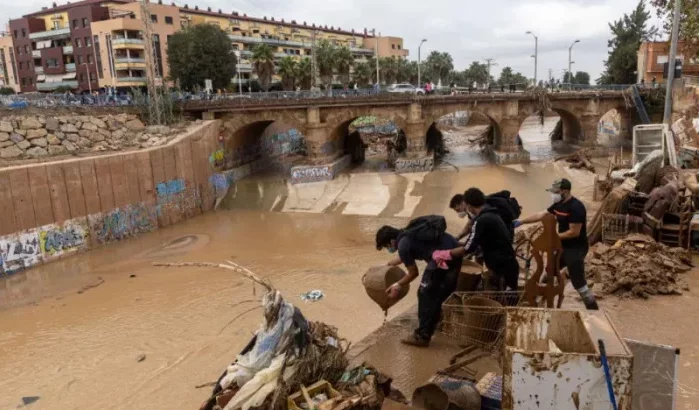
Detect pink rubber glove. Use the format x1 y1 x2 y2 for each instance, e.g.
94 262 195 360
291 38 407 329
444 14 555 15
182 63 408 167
432 250 453 269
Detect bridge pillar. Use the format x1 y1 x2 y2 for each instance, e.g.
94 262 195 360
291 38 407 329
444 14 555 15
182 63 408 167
304 107 334 162
202 111 215 121
579 114 602 145
395 103 434 173
491 117 530 165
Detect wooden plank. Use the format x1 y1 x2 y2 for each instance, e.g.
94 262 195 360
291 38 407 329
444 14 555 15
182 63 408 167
79 159 101 215
123 154 142 205
27 165 54 226
62 162 87 218
94 156 115 212
0 170 19 235
136 151 155 204
46 163 71 223
8 168 37 230
109 155 129 208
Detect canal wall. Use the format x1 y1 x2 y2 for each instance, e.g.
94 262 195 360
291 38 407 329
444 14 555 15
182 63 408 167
0 120 221 275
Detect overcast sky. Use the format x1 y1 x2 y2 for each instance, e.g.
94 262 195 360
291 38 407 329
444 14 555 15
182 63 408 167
2 0 667 82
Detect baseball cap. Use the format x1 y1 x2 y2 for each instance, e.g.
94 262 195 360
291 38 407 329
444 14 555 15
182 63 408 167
546 178 572 193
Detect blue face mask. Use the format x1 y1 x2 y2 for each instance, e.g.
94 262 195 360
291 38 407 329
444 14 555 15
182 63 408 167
387 246 397 254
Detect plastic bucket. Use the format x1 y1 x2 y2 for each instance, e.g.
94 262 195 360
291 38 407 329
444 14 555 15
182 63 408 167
362 265 410 311
412 375 481 410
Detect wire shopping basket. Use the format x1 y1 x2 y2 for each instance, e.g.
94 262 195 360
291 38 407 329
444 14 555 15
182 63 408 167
440 291 525 352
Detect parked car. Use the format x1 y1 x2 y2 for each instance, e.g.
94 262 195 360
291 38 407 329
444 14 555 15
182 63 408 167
387 83 425 95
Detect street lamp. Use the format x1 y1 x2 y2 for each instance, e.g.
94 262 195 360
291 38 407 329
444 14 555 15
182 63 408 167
526 31 538 86
81 62 94 94
568 39 580 87
418 39 427 87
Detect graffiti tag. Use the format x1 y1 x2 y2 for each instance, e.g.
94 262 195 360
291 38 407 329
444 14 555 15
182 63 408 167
0 232 42 273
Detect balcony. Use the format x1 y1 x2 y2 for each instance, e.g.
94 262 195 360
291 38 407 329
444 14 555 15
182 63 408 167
29 27 71 41
35 66 44 74
114 57 146 64
36 80 78 91
32 50 41 58
65 63 76 72
112 38 145 48
228 34 306 48
62 45 73 54
117 76 147 83
237 62 252 72
350 47 374 55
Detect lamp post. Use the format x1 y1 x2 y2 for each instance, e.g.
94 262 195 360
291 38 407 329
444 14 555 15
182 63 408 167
372 29 380 89
526 31 538 86
81 62 93 94
568 39 580 88
418 38 427 88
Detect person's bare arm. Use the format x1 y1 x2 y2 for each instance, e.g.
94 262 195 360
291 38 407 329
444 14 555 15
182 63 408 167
518 210 549 225
386 264 419 297
558 222 582 239
387 256 402 266
457 219 474 240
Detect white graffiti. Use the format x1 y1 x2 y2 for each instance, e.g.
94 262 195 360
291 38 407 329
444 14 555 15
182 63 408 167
291 166 332 183
0 231 42 273
395 157 434 172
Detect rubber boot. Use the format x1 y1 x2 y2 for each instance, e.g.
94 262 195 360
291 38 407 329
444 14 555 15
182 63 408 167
577 285 599 310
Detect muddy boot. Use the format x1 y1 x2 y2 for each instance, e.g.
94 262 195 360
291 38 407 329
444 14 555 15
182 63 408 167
577 285 599 310
401 333 430 347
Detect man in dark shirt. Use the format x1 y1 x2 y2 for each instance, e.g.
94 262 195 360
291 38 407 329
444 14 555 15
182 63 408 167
376 219 463 347
450 191 517 242
514 178 599 309
437 188 519 290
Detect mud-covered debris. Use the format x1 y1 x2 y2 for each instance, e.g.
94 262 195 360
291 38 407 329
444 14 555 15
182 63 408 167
586 234 692 298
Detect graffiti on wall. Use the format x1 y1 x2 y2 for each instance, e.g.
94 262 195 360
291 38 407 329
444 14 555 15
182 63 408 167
394 156 435 173
39 220 89 259
90 203 158 245
290 155 351 184
260 129 305 157
224 129 306 170
0 231 42 274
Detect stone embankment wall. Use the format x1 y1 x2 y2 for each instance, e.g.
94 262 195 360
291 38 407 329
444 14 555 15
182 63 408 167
0 114 184 160
0 120 221 275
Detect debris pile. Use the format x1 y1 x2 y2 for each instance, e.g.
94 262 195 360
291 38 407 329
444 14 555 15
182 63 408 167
555 150 595 173
586 234 692 298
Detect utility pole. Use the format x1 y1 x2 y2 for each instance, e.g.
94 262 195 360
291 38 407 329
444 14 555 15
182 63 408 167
485 58 497 89
311 30 317 89
139 0 164 124
372 29 380 88
526 31 538 85
663 0 683 124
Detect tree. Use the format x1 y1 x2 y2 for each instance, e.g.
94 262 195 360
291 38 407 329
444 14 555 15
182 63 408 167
496 66 529 88
599 1 657 84
353 62 373 87
379 57 400 85
167 24 237 91
252 44 275 91
574 71 591 85
297 58 313 90
395 58 417 84
463 61 489 87
315 39 337 90
424 51 454 84
0 87 16 95
651 0 699 58
335 46 353 86
277 56 297 91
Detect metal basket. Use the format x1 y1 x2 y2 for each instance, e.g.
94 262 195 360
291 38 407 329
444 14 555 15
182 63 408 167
440 291 524 352
601 213 644 244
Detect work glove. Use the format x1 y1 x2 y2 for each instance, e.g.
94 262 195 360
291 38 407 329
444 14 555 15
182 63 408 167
513 220 522 228
432 250 453 269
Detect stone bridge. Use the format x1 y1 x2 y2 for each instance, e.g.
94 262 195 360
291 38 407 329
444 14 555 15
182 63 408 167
187 91 632 166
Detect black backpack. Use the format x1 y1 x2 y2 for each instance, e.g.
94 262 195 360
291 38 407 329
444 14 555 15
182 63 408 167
487 191 522 221
402 215 447 243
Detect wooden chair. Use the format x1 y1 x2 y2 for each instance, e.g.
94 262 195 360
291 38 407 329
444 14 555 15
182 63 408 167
525 214 566 308
659 192 693 248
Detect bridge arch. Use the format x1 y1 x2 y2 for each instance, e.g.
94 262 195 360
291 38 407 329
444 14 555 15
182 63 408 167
597 106 633 148
425 109 503 153
328 115 407 165
546 107 583 143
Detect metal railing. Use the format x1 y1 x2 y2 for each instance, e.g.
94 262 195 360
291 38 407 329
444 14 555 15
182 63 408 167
62 45 73 54
32 50 41 58
36 80 79 91
114 57 146 64
65 63 76 72
117 76 147 83
112 38 145 46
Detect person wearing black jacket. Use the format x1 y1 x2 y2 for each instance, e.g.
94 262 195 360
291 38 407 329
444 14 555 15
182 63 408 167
436 188 519 290
450 190 518 242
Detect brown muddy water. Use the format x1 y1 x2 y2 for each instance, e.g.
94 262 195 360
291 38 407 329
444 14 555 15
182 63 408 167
2 120 694 410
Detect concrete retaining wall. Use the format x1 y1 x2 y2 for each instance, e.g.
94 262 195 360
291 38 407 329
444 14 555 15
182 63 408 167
0 120 221 275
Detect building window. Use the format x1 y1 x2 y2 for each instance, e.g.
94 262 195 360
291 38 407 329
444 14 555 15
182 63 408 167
79 73 85 82
85 37 91 47
151 14 158 23
89 72 96 81
24 45 29 53
391 44 395 49
76 38 82 48
82 18 89 28
87 54 93 64
657 55 669 65
46 58 58 67
21 77 26 85
16 46 21 55
18 62 23 69
397 44 401 50
78 55 84 64
13 30 18 38
21 29 26 37
73 19 79 28
165 16 173 25
152 33 163 76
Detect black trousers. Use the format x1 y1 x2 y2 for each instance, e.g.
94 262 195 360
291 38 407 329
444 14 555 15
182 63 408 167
561 247 589 289
488 257 520 291
416 259 461 340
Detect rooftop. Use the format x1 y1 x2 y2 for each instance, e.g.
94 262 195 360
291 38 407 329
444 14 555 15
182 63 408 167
23 0 131 17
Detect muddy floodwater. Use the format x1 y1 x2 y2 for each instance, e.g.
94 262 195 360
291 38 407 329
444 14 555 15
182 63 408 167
2 121 698 410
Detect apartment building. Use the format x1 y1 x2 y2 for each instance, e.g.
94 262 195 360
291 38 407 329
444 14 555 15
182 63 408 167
637 41 699 84
6 0 408 93
0 33 20 91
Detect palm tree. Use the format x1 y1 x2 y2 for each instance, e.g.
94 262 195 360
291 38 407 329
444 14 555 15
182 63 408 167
251 44 275 91
425 51 454 85
278 56 297 91
379 57 399 85
396 59 417 84
353 62 372 87
315 39 337 90
296 57 313 90
335 46 353 86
